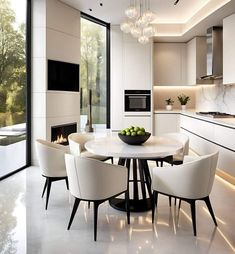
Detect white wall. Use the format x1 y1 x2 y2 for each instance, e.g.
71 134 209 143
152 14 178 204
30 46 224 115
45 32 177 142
32 0 81 164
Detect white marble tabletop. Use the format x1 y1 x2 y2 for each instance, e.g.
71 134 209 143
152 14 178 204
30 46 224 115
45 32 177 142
85 134 183 159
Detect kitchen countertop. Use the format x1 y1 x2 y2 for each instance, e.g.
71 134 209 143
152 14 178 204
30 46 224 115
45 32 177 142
154 109 235 128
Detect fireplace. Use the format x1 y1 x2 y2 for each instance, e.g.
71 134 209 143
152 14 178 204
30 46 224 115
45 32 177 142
51 123 77 145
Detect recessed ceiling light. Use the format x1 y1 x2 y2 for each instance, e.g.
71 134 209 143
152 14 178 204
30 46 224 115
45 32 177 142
89 8 92 11
100 3 103 7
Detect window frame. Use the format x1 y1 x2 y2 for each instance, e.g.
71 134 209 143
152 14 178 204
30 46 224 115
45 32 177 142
0 0 31 180
80 12 111 128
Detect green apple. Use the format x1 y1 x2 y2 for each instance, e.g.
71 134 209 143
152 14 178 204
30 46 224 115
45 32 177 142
125 128 130 132
137 130 143 136
126 131 131 136
121 130 126 135
134 126 140 132
131 131 136 136
140 127 145 132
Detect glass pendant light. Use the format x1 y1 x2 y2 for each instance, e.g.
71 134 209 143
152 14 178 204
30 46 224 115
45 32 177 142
125 5 138 19
120 21 133 33
138 35 149 44
131 26 142 38
143 25 155 37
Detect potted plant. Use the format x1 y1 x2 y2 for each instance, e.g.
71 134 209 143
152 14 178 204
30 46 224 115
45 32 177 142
177 94 190 110
165 98 174 111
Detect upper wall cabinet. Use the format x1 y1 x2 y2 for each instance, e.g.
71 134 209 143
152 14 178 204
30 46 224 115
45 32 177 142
154 43 186 86
186 37 207 85
223 13 235 85
124 35 152 90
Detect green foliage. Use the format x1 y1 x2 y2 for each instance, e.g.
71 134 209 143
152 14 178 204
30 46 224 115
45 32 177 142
80 18 107 124
0 0 26 123
177 94 190 105
165 98 174 105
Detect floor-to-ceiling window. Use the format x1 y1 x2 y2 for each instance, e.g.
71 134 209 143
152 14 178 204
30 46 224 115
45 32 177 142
80 13 110 129
0 0 31 179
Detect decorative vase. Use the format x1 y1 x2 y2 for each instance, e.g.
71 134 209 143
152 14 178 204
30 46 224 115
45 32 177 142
181 105 186 111
85 89 94 132
166 105 172 111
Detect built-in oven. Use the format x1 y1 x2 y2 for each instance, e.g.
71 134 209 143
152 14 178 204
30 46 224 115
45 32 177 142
125 90 151 112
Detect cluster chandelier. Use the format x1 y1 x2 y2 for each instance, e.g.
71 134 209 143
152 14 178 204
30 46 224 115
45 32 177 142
120 0 156 44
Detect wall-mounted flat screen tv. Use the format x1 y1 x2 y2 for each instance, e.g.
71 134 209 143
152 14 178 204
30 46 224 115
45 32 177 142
48 59 80 92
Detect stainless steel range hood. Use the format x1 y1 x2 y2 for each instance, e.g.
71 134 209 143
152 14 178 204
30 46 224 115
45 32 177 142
200 27 223 80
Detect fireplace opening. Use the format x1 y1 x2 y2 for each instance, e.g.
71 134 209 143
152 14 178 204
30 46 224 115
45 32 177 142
51 122 77 145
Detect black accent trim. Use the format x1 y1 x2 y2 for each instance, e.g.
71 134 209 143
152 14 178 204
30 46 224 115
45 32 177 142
106 23 110 128
181 127 235 153
26 0 32 167
80 12 111 129
81 12 109 27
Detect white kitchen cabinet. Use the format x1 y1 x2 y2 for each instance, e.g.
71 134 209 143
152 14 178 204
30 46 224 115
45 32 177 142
154 43 186 86
223 13 235 85
110 25 153 131
124 38 152 90
186 37 207 85
124 115 151 132
110 26 124 131
154 113 180 136
180 114 235 179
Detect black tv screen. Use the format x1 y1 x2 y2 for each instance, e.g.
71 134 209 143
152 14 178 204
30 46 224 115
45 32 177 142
48 60 79 92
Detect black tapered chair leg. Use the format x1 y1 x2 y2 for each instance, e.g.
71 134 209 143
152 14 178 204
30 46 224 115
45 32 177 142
88 201 91 209
204 196 217 226
125 190 130 224
160 160 163 167
45 179 52 210
152 191 158 223
190 200 197 236
41 178 47 198
67 198 80 230
169 196 172 207
179 199 182 210
156 161 159 167
111 157 114 164
93 201 101 241
65 177 69 190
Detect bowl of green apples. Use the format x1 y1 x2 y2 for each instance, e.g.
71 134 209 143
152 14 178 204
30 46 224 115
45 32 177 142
118 126 151 145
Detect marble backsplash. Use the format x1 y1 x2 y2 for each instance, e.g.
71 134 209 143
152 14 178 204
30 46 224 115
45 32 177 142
196 84 235 114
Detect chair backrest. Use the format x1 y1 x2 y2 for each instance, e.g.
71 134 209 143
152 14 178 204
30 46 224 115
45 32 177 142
162 132 189 157
68 133 95 156
65 154 127 200
152 151 219 199
35 139 68 177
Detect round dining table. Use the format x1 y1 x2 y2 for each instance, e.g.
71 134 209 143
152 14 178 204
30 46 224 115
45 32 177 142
85 133 183 212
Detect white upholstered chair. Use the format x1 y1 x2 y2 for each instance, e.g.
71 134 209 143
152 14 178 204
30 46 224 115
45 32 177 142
36 139 69 210
156 132 189 166
68 133 113 163
65 154 130 241
151 151 219 236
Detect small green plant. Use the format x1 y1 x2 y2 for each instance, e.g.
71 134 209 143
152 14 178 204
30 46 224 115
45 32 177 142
177 94 190 105
165 98 174 105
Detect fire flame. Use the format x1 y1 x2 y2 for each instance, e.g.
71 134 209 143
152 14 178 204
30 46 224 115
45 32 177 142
53 134 67 144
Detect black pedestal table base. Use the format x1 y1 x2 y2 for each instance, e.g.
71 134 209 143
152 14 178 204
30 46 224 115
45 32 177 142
109 158 152 212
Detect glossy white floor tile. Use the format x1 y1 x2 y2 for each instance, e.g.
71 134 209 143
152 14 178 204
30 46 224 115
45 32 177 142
0 165 235 254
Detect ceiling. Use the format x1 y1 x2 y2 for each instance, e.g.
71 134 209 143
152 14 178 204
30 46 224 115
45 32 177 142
60 0 211 24
60 0 235 42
